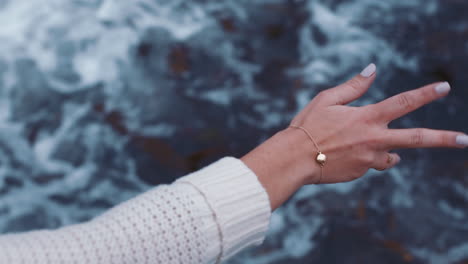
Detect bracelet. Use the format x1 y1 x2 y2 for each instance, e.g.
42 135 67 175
289 125 326 184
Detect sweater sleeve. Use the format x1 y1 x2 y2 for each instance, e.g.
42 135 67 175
0 157 272 264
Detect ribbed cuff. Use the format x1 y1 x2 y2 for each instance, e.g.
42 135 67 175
176 157 271 263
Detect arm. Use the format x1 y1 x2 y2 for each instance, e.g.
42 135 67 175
0 157 271 264
1 64 466 263
242 64 467 211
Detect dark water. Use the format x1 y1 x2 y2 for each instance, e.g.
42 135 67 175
0 0 467 263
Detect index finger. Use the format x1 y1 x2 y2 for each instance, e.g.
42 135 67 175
373 82 451 123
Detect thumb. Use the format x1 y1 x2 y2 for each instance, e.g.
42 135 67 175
325 63 377 105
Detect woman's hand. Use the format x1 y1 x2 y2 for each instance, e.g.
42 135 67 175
242 63 468 211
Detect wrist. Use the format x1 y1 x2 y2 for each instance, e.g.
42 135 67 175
276 127 321 184
240 127 320 210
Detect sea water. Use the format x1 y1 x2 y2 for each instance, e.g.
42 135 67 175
0 0 467 263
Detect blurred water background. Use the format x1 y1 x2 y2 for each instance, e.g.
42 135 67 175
0 0 467 263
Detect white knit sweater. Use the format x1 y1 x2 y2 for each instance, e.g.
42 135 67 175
0 157 272 263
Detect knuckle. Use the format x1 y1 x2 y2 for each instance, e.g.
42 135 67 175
331 89 345 105
346 78 364 93
411 129 425 146
365 137 379 148
397 93 413 110
362 129 383 148
362 105 378 124
361 105 380 122
360 153 375 166
439 133 453 146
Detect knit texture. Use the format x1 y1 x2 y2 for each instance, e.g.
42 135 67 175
0 157 272 264
177 157 272 262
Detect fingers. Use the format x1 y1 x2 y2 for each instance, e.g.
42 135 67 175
384 128 468 149
319 63 377 106
372 152 401 171
373 82 451 123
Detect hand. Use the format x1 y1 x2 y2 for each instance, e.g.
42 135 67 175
288 63 467 184
242 63 468 210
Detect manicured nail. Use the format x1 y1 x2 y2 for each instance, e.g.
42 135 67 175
360 63 376 77
435 82 451 94
395 155 401 164
456 135 468 147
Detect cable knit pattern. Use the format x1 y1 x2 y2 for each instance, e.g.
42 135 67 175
0 157 272 264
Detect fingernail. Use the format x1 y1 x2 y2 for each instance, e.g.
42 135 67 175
360 63 376 77
456 135 468 147
435 82 451 94
395 155 401 164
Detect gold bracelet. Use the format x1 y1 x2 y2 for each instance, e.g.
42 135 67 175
289 125 326 184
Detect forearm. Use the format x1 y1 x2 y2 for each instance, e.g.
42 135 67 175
0 184 215 263
241 127 320 211
0 158 271 264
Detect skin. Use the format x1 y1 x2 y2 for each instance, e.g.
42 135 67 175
241 67 467 211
